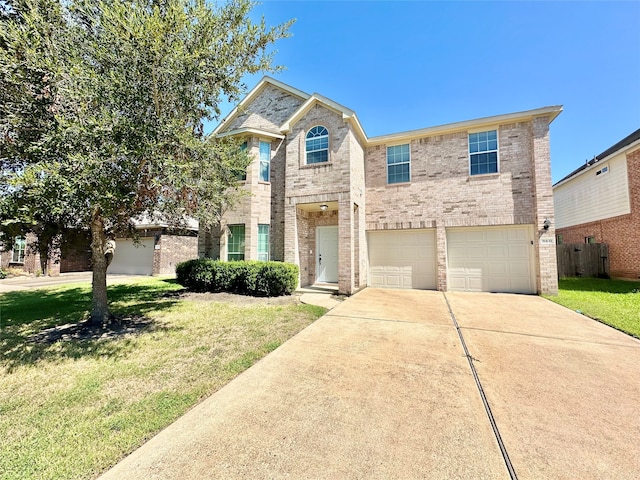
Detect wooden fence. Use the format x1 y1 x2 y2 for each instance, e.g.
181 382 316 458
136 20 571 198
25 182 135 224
556 243 610 278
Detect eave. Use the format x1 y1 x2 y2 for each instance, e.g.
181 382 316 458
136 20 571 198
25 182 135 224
216 127 285 140
367 106 563 147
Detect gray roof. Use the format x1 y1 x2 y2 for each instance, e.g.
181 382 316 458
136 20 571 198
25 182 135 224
554 127 640 186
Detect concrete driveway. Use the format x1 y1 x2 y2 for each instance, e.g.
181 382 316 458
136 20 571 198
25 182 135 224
98 289 640 480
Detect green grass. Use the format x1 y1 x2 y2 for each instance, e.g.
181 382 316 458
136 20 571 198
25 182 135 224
0 278 325 480
545 277 640 338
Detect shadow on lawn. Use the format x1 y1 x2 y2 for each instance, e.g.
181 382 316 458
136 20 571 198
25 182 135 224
558 277 640 294
0 281 183 372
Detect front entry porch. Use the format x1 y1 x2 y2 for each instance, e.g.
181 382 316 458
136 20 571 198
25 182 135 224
284 198 366 295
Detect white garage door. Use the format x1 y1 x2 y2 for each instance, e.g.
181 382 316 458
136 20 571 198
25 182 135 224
108 238 154 275
447 226 535 293
368 229 436 289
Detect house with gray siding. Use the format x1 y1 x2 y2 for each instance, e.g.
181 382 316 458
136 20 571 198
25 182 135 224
199 77 561 295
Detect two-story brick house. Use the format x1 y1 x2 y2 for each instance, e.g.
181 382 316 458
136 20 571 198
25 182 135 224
199 77 561 295
553 128 640 279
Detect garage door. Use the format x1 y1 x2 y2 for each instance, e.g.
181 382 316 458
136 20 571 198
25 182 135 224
447 226 535 293
107 238 154 275
368 229 436 289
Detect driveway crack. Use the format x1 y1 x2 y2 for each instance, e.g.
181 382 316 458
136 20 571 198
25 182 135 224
443 292 517 480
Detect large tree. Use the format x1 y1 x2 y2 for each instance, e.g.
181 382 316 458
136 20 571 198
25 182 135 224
0 0 291 324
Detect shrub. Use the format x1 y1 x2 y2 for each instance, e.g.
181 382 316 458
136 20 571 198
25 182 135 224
0 269 6 279
175 259 299 296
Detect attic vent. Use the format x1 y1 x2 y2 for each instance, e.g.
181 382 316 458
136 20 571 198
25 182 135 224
596 166 609 176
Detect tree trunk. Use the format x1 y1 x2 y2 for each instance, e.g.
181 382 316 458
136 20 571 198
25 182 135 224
38 241 49 276
90 207 110 326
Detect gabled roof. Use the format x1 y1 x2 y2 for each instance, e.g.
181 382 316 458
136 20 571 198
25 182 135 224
553 127 640 187
213 77 562 151
212 77 310 136
280 92 368 144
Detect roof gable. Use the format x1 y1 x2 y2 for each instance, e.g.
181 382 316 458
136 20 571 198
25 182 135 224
280 93 368 145
213 77 309 136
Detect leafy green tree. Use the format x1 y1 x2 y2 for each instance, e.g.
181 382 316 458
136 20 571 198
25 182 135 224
0 0 291 324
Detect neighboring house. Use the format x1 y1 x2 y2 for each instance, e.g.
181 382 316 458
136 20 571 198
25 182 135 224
0 231 89 275
1 219 198 277
553 128 640 279
107 218 199 276
200 77 561 295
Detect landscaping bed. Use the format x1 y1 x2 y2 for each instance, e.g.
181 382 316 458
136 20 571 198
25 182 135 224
0 278 325 480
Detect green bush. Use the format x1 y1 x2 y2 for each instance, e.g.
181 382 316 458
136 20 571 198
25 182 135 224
175 259 299 296
0 269 6 279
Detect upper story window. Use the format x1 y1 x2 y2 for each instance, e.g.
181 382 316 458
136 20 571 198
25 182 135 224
227 225 245 261
469 130 498 175
236 141 248 181
259 141 270 182
305 126 329 164
12 236 26 263
387 144 410 184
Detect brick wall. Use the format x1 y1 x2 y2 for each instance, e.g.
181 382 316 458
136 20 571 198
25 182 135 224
556 147 640 279
154 234 198 275
60 230 91 273
364 118 557 294
226 84 304 132
531 116 559 294
365 123 536 230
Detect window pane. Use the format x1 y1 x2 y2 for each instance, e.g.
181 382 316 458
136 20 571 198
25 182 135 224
12 236 26 263
228 225 245 261
307 150 328 164
469 130 498 175
259 141 271 181
258 224 269 262
305 126 329 164
260 161 270 181
387 144 410 183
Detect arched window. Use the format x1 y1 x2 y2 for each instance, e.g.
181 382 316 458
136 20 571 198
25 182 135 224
305 126 329 164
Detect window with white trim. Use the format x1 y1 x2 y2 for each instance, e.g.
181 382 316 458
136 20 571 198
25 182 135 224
227 225 245 261
12 236 26 263
387 144 410 184
305 126 329 164
259 141 270 182
258 224 270 261
236 141 247 181
469 130 498 175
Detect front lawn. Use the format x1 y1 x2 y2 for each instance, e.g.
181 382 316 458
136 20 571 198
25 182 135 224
0 278 325 480
545 277 640 338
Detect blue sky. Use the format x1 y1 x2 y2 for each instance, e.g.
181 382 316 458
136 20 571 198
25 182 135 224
209 1 640 184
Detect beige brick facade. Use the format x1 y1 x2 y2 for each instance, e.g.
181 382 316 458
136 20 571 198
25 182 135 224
204 77 561 295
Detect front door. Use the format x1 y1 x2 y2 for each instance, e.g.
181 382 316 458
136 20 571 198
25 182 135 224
316 226 338 283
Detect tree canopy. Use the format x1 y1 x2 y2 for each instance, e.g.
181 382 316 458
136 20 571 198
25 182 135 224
0 0 292 323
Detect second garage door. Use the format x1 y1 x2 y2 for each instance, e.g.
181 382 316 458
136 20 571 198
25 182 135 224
108 238 155 275
368 229 436 289
447 226 535 294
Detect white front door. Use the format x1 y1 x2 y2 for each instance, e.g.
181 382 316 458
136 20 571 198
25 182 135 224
316 226 338 283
